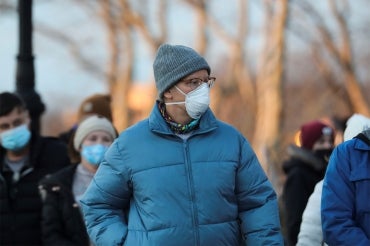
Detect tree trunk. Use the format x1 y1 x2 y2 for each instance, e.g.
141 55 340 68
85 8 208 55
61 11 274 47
253 0 288 173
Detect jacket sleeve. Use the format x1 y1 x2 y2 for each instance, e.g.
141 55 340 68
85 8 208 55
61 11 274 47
321 144 370 245
237 139 283 246
297 180 324 246
80 141 131 246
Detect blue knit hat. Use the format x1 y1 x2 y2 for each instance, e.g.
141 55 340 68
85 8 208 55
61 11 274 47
153 44 211 98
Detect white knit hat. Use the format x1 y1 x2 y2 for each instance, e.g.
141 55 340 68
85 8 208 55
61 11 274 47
73 115 117 151
343 114 370 141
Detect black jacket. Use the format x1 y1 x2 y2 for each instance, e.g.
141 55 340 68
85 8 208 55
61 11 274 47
281 145 328 246
38 165 90 246
0 134 69 246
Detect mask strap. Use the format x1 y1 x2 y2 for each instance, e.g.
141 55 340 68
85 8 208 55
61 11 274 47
165 101 185 105
165 86 186 105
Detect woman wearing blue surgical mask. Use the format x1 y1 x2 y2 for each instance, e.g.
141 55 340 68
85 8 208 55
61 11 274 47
38 115 117 246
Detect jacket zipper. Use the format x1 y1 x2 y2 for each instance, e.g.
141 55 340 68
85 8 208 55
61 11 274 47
183 140 200 246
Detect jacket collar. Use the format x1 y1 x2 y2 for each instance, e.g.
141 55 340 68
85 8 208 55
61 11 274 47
354 129 370 150
283 144 327 172
148 101 218 136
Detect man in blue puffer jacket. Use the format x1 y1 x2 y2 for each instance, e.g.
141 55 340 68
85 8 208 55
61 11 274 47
322 129 370 245
80 43 283 246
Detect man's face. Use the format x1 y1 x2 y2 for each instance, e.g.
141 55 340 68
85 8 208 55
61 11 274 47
164 69 210 103
0 107 30 134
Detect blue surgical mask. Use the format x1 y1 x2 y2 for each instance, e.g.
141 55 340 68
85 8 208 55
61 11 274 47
0 124 31 151
81 144 109 165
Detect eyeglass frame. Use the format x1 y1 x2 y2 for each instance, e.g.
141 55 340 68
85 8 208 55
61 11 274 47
179 77 216 90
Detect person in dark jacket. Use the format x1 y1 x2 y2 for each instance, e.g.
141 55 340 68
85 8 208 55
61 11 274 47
80 44 283 245
39 115 117 246
281 120 335 246
0 91 69 245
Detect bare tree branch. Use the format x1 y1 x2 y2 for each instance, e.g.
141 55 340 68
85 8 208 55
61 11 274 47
290 0 369 115
0 1 15 14
182 0 208 53
254 0 288 171
34 22 105 79
99 0 120 90
328 0 369 115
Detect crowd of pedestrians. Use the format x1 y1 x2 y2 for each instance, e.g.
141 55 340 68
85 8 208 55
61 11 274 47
1 43 369 246
296 114 370 246
281 120 335 245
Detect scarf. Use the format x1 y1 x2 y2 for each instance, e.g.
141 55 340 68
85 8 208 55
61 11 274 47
158 102 200 134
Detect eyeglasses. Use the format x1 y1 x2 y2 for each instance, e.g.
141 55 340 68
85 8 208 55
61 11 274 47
180 77 216 90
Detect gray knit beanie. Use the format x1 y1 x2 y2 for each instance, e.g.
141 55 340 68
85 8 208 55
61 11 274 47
153 44 211 98
73 115 117 151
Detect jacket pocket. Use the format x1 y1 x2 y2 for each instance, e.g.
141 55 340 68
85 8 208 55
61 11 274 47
349 166 370 213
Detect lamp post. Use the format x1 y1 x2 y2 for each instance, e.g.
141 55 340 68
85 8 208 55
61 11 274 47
15 0 45 134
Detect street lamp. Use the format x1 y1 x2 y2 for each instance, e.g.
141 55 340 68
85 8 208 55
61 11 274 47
16 0 45 134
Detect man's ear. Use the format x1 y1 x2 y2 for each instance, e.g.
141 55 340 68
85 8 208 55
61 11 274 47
163 89 173 100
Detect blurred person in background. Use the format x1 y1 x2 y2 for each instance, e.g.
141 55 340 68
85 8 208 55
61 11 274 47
296 113 370 246
80 43 283 245
39 115 117 245
281 120 335 246
0 91 69 245
322 114 370 245
59 93 113 147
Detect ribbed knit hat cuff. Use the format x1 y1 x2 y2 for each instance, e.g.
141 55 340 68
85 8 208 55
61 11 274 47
73 115 117 151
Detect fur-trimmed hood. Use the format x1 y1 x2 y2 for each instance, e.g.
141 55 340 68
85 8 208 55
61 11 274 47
283 144 328 173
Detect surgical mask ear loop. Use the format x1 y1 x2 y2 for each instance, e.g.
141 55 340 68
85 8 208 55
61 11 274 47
165 86 187 106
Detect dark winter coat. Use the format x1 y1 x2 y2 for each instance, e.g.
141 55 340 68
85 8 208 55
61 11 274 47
0 134 69 246
281 145 328 246
38 164 90 246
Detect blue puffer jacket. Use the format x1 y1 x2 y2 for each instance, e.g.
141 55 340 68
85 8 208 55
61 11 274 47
81 105 283 246
322 131 370 246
